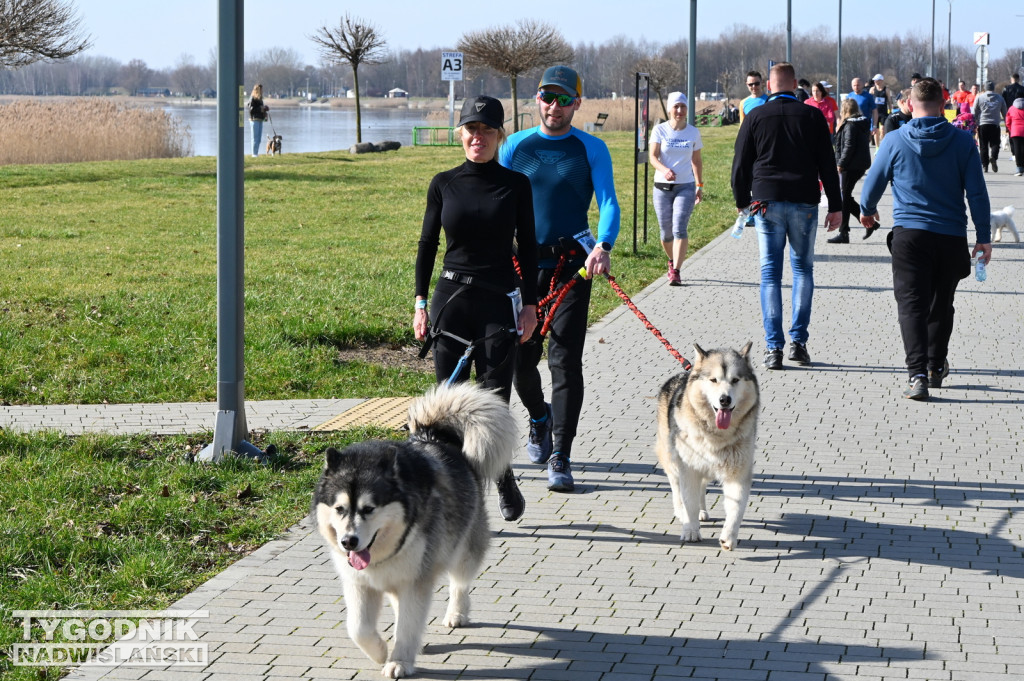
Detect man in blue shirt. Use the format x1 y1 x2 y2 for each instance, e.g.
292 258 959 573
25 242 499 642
848 77 878 136
860 77 992 400
500 65 620 493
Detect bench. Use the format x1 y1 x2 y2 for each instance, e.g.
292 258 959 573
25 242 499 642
593 112 608 131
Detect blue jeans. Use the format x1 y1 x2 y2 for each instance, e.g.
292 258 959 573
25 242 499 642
250 119 264 156
754 201 818 349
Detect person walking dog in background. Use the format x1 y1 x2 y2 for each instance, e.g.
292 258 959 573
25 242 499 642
500 65 620 493
859 77 991 401
248 83 269 158
650 91 704 286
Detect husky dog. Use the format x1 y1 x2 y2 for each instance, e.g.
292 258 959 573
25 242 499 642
655 342 760 550
313 382 517 678
991 206 1019 242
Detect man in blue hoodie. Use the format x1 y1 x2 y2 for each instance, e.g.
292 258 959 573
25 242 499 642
860 77 992 401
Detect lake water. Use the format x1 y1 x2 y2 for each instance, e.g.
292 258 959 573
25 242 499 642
162 105 437 156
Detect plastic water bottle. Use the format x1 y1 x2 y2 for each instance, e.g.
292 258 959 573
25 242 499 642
974 256 987 282
732 210 750 239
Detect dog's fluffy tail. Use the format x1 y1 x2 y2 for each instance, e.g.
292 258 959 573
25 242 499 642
407 382 517 481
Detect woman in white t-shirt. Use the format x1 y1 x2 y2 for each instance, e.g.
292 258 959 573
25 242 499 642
649 91 704 286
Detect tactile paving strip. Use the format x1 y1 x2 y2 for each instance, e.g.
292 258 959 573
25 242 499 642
311 397 413 431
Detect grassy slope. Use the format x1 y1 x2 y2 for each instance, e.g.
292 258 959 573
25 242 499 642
0 128 739 405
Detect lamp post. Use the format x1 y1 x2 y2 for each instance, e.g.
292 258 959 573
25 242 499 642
786 0 792 62
946 0 953 87
836 0 842 95
930 0 936 78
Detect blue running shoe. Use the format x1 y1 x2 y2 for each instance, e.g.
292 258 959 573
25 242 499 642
527 404 553 464
547 454 574 492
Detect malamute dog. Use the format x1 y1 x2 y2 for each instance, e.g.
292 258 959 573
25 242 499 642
655 342 759 550
313 382 517 679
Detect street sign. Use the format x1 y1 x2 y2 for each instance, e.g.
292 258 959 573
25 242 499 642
976 45 989 68
441 52 463 82
973 32 989 46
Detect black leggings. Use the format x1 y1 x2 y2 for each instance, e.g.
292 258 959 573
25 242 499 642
839 167 866 232
514 266 592 458
1010 136 1024 170
977 124 1001 167
430 278 517 401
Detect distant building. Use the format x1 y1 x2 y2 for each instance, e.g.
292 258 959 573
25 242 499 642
388 88 408 98
137 87 171 97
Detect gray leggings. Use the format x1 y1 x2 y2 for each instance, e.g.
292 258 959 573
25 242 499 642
653 181 697 241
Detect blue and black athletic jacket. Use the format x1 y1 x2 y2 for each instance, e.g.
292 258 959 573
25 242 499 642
499 126 620 267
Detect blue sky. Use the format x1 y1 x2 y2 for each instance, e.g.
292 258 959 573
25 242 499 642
73 0 1022 72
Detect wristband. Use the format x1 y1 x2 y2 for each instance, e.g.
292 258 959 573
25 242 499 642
696 184 704 187
415 299 427 310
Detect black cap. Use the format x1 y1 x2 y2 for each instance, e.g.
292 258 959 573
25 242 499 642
985 80 995 91
458 96 504 129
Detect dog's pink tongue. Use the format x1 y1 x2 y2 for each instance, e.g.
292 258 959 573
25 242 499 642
348 549 371 570
715 408 732 430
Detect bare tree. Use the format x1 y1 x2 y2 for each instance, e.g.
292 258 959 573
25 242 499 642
458 19 574 131
0 0 91 69
636 57 682 119
310 14 387 143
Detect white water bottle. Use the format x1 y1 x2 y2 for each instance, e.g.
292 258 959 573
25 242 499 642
732 209 750 239
974 256 987 282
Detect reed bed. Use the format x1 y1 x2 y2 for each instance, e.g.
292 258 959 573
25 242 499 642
0 99 193 165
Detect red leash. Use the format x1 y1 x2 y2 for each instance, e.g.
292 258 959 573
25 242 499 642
515 256 691 371
603 274 692 371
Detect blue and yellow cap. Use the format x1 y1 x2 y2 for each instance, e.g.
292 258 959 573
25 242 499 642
539 66 582 97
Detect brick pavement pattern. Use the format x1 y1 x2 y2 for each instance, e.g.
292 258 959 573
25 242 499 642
27 173 1024 680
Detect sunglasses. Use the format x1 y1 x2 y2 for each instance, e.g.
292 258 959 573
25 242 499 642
746 81 762 87
538 91 578 106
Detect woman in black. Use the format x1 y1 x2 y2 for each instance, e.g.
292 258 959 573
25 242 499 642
414 96 538 522
828 97 878 243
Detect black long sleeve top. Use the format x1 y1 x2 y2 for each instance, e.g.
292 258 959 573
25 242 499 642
415 159 538 305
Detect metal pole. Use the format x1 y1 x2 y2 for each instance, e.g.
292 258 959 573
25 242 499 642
200 0 264 463
688 0 697 127
930 0 936 77
448 80 455 128
786 0 793 62
946 1 952 87
836 0 842 97
632 72 639 254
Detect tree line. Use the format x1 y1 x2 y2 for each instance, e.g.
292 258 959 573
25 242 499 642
2 21 1021 102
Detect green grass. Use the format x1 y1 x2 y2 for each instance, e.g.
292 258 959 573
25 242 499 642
0 427 396 680
0 128 740 405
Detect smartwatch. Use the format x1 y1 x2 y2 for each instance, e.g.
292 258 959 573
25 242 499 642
598 241 613 252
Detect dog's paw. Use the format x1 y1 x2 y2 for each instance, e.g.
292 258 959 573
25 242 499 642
993 232 1002 242
719 527 740 551
382 661 414 678
679 523 702 543
698 509 710 522
442 611 468 628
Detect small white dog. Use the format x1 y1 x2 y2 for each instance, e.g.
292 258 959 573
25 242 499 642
991 206 1019 243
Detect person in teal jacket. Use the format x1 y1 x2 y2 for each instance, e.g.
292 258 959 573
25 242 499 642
859 77 992 401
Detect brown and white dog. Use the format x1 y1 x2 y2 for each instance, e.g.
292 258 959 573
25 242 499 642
655 342 760 550
265 134 283 155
